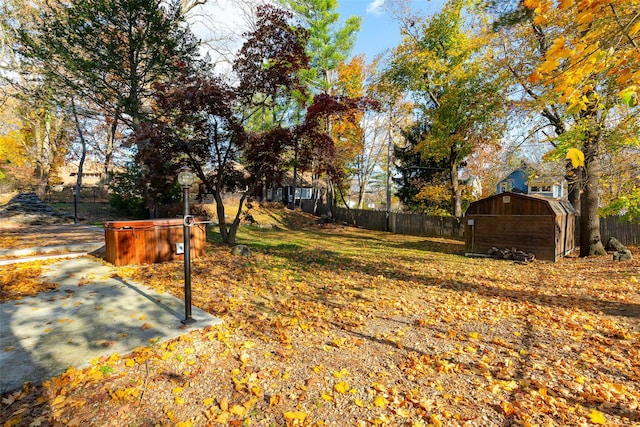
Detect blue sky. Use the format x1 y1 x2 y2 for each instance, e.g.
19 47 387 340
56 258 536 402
337 0 445 61
192 0 446 68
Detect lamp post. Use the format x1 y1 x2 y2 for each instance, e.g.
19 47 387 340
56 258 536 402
178 166 196 325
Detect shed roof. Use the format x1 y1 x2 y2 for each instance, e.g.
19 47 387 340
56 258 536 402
465 192 576 216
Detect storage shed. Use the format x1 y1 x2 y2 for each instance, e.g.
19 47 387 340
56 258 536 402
464 192 576 261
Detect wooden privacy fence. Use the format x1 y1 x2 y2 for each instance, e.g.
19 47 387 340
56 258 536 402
331 207 462 238
591 216 640 246
301 201 463 238
389 212 462 238
301 200 640 246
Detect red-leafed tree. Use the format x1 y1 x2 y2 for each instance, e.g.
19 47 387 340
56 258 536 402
134 5 308 244
135 5 375 244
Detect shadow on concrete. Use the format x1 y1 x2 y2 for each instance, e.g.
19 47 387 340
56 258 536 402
0 257 222 394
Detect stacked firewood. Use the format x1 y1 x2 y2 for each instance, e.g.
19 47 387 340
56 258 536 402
488 247 536 263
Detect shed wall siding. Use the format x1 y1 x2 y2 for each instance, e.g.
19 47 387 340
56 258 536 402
466 215 557 261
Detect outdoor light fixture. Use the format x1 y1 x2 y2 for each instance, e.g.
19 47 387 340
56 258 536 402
178 166 196 325
178 167 195 188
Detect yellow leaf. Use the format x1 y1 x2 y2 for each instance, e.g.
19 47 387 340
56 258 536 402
354 398 364 407
566 148 585 168
283 411 307 420
176 421 192 427
373 395 388 408
589 409 606 424
269 394 281 406
250 385 262 396
125 358 135 367
630 20 640 36
175 396 184 405
371 382 387 392
500 400 514 415
574 376 586 384
321 392 333 401
396 408 412 417
430 414 443 427
333 368 349 378
533 14 548 26
214 412 229 424
230 405 245 416
539 58 559 74
219 396 229 412
335 381 349 394
203 398 214 406
527 71 541 84
172 387 182 395
547 37 569 59
500 380 519 391
576 11 594 25
558 0 572 9
468 332 479 339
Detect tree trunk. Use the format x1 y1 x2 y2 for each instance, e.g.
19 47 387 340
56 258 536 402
579 105 606 257
212 188 248 246
356 178 367 209
71 99 87 224
104 113 119 186
565 161 581 215
579 147 606 256
449 146 462 219
291 142 298 210
226 192 249 246
213 191 229 243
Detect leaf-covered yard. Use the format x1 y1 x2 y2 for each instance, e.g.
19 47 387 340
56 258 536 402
2 210 639 426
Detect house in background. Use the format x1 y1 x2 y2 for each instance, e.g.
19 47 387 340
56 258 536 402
262 171 315 205
459 172 483 200
58 160 105 187
527 175 566 198
496 168 529 194
496 166 566 199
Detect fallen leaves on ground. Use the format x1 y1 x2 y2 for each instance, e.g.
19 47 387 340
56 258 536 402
0 260 58 301
1 210 639 426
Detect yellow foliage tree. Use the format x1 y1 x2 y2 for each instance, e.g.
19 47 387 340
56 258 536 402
525 0 639 110
387 0 508 218
523 0 640 256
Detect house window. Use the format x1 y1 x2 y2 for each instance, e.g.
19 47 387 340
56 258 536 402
297 188 312 199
